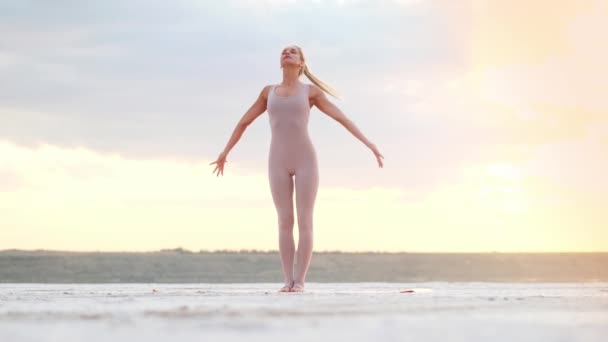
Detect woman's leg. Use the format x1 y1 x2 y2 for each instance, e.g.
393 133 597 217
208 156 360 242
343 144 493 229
268 166 296 290
293 163 319 290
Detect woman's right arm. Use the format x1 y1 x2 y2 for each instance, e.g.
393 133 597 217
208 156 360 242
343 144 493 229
210 85 270 176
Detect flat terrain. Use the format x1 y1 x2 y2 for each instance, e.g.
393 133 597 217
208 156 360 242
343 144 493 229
1 283 607 341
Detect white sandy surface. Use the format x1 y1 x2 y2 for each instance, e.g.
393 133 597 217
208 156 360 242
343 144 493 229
1 283 607 341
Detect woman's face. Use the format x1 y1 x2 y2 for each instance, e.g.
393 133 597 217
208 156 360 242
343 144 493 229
280 46 303 68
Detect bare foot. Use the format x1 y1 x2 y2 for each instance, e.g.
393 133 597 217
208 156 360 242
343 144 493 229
278 280 294 293
290 282 305 292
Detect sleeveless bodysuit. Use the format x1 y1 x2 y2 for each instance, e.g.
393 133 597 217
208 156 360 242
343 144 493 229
266 83 319 233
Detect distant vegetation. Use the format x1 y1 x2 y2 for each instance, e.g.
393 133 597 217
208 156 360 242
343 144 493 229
1 249 606 283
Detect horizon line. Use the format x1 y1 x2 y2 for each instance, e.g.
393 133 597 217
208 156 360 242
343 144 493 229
1 248 607 254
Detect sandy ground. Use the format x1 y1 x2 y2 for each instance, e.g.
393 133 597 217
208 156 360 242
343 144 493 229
1 283 607 341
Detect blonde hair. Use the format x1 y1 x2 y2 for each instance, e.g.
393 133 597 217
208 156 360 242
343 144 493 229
289 45 341 99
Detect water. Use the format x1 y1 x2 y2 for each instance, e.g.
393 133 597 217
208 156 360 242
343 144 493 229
1 283 607 341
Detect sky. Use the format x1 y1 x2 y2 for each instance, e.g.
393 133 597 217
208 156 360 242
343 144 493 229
1 0 606 252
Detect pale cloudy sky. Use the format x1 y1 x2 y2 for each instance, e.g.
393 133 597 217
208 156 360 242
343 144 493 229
1 0 606 252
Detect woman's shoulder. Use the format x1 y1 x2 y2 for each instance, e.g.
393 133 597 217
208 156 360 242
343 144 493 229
306 83 324 97
259 84 275 100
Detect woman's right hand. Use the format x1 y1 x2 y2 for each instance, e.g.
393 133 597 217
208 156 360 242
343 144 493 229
369 144 384 168
210 152 228 177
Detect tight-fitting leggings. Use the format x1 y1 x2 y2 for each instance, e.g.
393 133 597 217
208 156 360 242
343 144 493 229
266 83 319 284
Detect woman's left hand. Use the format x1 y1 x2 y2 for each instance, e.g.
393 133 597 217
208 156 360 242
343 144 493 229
370 144 384 168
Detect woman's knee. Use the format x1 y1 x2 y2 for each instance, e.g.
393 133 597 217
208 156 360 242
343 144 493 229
296 212 314 231
278 215 295 231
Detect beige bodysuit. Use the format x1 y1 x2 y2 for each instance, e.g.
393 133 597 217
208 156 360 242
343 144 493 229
266 82 319 234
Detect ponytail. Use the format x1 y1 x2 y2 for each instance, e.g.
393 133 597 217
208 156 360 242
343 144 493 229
301 64 341 100
291 45 340 99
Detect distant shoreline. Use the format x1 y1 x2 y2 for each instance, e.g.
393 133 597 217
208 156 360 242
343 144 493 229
2 249 607 283
3 248 607 254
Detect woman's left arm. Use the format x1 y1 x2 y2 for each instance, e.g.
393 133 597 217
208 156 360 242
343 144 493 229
310 85 384 168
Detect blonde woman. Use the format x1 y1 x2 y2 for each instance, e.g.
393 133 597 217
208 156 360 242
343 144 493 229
210 45 384 293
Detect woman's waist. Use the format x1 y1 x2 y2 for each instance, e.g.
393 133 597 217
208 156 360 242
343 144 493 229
269 133 314 145
269 139 316 154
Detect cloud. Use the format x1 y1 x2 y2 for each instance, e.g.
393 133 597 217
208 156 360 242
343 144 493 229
1 0 606 252
1 140 606 252
0 0 456 195
0 168 25 192
0 140 416 251
468 0 596 65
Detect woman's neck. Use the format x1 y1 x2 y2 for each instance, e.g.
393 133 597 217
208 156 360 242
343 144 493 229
281 68 300 86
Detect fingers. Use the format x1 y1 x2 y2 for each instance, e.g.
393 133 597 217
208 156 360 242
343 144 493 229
373 151 384 167
376 155 384 168
211 157 228 176
206 154 228 177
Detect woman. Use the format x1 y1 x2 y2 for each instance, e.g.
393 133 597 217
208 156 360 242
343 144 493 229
210 45 384 293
